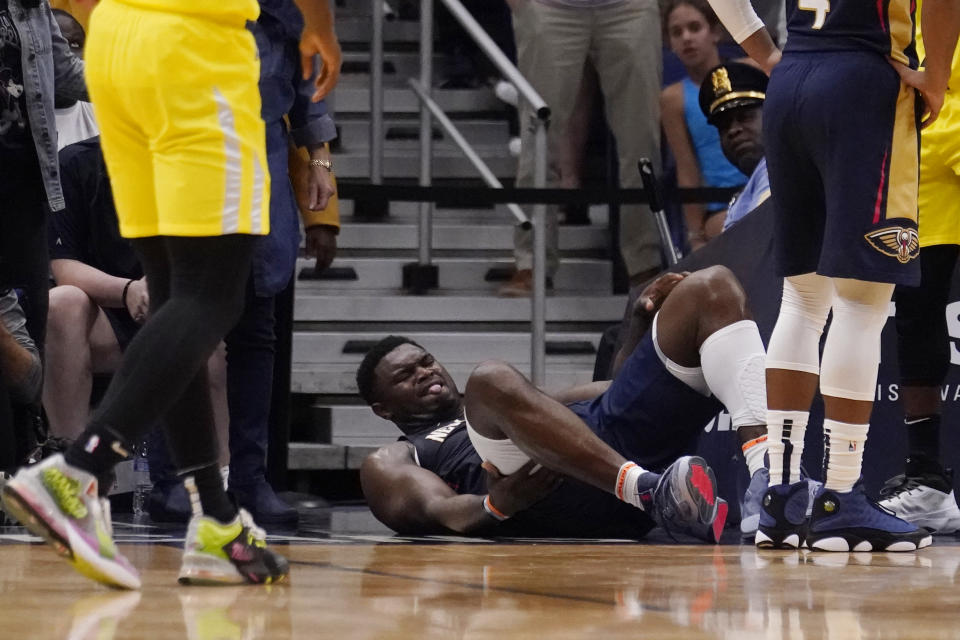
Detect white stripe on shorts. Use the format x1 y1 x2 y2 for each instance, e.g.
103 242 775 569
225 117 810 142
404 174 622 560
214 87 242 234
250 152 265 234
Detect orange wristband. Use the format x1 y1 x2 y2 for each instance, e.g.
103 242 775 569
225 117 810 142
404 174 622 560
483 495 509 521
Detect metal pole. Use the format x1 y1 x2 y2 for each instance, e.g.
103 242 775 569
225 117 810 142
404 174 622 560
408 79 528 226
439 0 548 121
370 0 384 184
531 118 548 387
418 0 433 265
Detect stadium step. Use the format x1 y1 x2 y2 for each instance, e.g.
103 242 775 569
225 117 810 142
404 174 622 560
293 290 626 323
333 221 608 252
294 257 612 291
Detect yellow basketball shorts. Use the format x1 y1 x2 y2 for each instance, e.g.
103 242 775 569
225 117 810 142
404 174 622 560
85 0 269 238
918 121 960 248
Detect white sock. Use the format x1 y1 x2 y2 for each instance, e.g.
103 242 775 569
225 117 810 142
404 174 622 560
615 461 655 510
823 419 868 493
767 410 807 485
741 435 768 477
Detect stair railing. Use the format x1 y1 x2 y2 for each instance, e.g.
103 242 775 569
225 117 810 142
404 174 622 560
369 0 551 385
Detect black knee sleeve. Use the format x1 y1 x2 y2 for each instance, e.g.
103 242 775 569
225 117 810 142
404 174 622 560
895 245 960 386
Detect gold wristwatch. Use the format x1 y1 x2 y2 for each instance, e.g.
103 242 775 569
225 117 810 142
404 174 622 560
310 158 333 172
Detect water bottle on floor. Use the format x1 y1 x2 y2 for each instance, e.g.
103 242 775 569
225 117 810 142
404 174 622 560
132 441 151 518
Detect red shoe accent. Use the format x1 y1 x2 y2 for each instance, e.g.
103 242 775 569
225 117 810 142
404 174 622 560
711 500 728 544
690 464 716 506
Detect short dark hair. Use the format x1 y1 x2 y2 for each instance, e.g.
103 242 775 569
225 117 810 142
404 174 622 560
355 335 423 405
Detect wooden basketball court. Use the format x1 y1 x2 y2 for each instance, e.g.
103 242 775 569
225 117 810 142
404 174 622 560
2 509 959 639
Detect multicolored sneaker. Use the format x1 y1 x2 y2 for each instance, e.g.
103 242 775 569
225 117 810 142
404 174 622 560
740 468 769 538
0 454 140 589
179 509 290 585
878 469 960 534
806 484 933 552
648 456 727 544
755 481 810 549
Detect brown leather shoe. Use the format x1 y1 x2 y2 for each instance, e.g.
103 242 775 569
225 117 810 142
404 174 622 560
498 269 554 297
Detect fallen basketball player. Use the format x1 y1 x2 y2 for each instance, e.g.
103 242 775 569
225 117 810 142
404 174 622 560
356 266 769 541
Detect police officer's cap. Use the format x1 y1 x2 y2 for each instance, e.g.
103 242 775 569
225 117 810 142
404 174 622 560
698 62 768 124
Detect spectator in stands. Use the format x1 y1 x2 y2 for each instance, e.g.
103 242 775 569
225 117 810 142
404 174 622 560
697 61 769 232
51 8 97 149
660 0 747 252
42 138 230 503
500 0 664 296
0 0 85 354
0 289 42 473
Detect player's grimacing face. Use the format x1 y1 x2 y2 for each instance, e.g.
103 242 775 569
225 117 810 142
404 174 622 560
374 344 461 421
667 4 719 69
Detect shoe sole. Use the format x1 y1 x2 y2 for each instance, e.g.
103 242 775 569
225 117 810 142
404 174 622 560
755 528 802 550
805 531 933 552
675 457 727 543
2 481 140 589
178 551 289 586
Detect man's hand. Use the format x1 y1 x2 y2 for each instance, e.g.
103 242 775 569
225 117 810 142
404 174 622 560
891 61 947 129
294 0 342 101
125 277 149 324
483 460 563 518
305 225 338 272
634 271 689 317
307 146 336 211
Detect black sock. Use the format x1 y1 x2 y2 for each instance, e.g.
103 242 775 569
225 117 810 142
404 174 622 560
905 415 942 469
183 464 236 524
64 424 133 480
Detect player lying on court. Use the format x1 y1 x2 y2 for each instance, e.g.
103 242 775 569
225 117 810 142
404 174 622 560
357 266 771 541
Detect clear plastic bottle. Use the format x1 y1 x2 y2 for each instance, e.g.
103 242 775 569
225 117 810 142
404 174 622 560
132 440 151 518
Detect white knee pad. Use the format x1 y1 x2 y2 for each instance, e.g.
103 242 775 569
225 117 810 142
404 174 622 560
820 279 894 401
699 320 767 427
766 273 834 375
465 413 530 475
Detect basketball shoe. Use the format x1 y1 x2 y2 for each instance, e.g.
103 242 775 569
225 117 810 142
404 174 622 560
644 456 727 544
805 483 932 552
878 464 960 534
755 480 810 549
179 508 290 585
0 454 140 589
740 467 769 538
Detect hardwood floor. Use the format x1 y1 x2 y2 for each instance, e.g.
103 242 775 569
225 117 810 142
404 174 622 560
2 534 960 639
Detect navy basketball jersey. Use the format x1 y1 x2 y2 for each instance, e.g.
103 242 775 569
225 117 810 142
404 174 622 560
784 0 918 67
401 416 488 496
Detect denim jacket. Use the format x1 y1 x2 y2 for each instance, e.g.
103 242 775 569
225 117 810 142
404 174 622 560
249 0 336 296
8 0 86 211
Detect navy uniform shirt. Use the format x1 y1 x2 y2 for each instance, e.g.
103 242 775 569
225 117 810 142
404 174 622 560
784 0 918 67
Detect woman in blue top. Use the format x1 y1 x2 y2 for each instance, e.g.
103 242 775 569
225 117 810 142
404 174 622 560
660 0 746 251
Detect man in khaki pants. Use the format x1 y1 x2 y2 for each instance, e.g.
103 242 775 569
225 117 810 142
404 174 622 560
501 0 664 295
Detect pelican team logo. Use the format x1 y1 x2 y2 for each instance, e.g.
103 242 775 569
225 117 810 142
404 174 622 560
864 226 919 264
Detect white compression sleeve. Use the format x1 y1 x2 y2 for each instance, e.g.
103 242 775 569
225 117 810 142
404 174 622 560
819 279 894 401
706 0 766 43
699 320 767 428
464 413 531 475
766 273 833 375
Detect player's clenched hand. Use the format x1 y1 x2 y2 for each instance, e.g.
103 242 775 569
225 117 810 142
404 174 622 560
636 271 689 316
483 460 563 517
890 60 946 129
294 0 342 101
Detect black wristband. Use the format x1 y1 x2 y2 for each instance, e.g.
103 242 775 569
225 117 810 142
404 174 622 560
121 279 135 309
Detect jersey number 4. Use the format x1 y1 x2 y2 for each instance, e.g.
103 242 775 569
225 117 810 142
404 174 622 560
799 0 830 29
